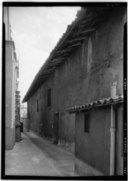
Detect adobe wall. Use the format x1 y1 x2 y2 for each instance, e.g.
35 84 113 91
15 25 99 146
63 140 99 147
53 9 124 142
75 104 123 176
27 9 125 150
75 107 110 175
28 75 55 138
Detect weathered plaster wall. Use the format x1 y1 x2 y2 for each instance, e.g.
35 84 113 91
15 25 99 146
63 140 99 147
5 41 16 149
75 104 123 176
27 9 124 153
115 104 123 175
28 75 55 138
75 108 110 175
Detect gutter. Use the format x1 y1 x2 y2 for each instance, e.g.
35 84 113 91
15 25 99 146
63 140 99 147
110 104 116 175
110 82 117 175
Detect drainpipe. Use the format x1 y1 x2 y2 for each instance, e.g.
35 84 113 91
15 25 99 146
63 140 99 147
110 82 117 175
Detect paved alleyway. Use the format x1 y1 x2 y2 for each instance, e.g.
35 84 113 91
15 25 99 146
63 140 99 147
5 132 78 176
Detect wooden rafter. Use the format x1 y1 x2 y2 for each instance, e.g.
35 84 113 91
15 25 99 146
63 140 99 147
46 66 56 72
49 59 62 66
43 68 54 74
67 37 86 44
55 47 72 54
76 28 96 35
52 52 69 59
68 42 81 47
51 58 62 63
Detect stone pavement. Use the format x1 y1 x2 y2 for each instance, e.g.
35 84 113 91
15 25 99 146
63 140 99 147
5 132 78 176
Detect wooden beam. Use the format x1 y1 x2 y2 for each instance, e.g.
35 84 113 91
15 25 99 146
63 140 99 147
49 60 61 66
51 29 93 59
51 58 62 63
77 28 96 35
68 42 81 47
67 37 86 44
48 61 62 68
44 68 54 74
52 52 69 59
46 66 56 71
55 47 72 54
49 29 95 64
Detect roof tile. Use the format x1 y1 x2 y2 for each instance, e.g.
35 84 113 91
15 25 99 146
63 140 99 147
67 95 124 113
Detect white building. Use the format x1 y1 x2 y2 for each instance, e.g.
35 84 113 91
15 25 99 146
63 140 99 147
4 7 19 149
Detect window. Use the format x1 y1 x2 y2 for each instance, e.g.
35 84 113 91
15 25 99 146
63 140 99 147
37 100 39 112
47 88 51 107
84 113 90 133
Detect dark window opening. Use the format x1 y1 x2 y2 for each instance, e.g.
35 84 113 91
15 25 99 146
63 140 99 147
37 100 39 112
84 113 90 133
47 88 51 107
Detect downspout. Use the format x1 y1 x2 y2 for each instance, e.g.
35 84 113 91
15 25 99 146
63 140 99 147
110 82 117 175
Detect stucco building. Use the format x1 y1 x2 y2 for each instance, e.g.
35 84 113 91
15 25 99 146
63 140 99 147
4 7 20 149
23 4 126 175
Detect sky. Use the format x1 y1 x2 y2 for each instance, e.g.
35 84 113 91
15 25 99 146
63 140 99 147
9 7 81 104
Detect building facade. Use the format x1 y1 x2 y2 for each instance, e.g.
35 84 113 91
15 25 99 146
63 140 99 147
68 95 123 176
23 5 126 175
4 7 20 149
15 90 21 141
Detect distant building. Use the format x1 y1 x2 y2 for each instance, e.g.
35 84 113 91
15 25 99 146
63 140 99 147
15 90 21 141
20 104 27 118
23 4 126 175
4 7 20 149
20 104 28 132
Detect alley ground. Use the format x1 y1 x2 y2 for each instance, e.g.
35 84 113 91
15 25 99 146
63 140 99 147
5 132 78 176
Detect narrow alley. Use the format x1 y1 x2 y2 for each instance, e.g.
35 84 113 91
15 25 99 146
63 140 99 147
5 132 78 176
3 4 126 178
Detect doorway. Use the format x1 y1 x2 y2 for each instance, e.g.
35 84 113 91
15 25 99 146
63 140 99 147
53 112 59 144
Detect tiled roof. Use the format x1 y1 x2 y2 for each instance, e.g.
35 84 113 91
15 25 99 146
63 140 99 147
22 5 120 103
67 95 123 113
